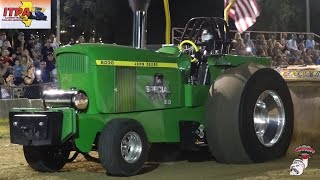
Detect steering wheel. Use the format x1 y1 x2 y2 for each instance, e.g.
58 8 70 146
178 40 200 62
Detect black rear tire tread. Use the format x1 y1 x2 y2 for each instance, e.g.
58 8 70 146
205 64 293 163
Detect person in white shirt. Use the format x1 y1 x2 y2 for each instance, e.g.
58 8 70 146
49 34 59 49
0 32 11 48
287 34 298 52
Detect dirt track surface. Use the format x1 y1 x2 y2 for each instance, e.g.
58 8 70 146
2 83 320 179
0 138 320 180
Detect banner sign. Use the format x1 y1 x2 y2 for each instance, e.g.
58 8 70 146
0 0 51 29
275 65 320 81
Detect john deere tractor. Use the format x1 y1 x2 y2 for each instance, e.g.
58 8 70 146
9 0 293 177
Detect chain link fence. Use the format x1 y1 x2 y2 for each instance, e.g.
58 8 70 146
0 82 58 99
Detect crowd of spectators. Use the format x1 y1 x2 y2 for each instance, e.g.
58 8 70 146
230 32 319 66
0 32 59 99
1 30 319 99
0 31 96 99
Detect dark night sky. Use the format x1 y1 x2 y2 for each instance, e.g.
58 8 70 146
112 0 224 45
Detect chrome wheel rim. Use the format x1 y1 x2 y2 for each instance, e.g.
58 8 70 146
120 131 142 163
254 90 285 147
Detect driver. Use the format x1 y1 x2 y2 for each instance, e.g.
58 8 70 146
201 29 215 56
201 29 214 42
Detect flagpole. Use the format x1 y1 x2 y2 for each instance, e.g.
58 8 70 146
56 0 61 44
224 0 236 25
306 0 310 33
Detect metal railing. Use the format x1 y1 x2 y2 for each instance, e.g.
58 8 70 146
0 82 58 99
172 27 320 45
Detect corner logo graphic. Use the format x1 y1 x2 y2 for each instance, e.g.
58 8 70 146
2 2 47 27
289 145 315 176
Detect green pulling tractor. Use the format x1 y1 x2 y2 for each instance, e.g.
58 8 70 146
9 2 293 177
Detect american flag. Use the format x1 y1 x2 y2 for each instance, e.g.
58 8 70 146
225 0 261 33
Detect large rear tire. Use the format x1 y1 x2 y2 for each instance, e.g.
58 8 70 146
98 119 149 176
205 63 293 163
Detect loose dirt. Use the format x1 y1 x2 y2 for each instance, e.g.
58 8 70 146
1 136 320 180
2 96 320 180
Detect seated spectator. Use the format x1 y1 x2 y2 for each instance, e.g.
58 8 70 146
21 54 30 78
39 61 51 83
14 47 23 60
77 36 85 44
49 34 59 49
67 38 75 45
89 37 96 43
281 33 287 40
269 33 277 48
0 63 4 85
41 39 54 60
1 49 14 67
267 40 274 57
273 42 281 54
281 50 291 65
23 64 41 99
281 33 289 46
306 35 315 50
243 33 255 55
0 32 11 48
45 52 56 72
33 35 42 57
316 56 320 65
298 42 305 53
279 38 289 53
1 71 14 99
296 34 304 44
256 34 267 56
26 36 40 68
311 49 319 62
274 54 289 66
13 59 23 85
230 48 236 55
256 48 267 57
304 49 314 65
234 38 246 55
291 50 302 64
14 32 26 52
1 57 13 75
51 62 57 83
1 40 13 56
287 34 298 52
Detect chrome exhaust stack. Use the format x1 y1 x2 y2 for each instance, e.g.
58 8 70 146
128 0 150 48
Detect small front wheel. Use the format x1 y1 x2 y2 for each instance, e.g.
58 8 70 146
98 119 149 176
23 145 70 172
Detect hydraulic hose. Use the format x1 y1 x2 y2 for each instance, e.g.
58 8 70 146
179 40 199 62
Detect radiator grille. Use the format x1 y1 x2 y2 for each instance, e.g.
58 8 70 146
58 53 89 73
115 67 136 112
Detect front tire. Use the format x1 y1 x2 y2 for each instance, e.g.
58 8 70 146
205 63 293 163
23 145 70 172
98 119 149 176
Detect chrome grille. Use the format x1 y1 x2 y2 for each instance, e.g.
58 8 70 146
57 53 89 73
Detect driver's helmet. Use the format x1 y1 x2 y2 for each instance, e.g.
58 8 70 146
201 29 213 42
